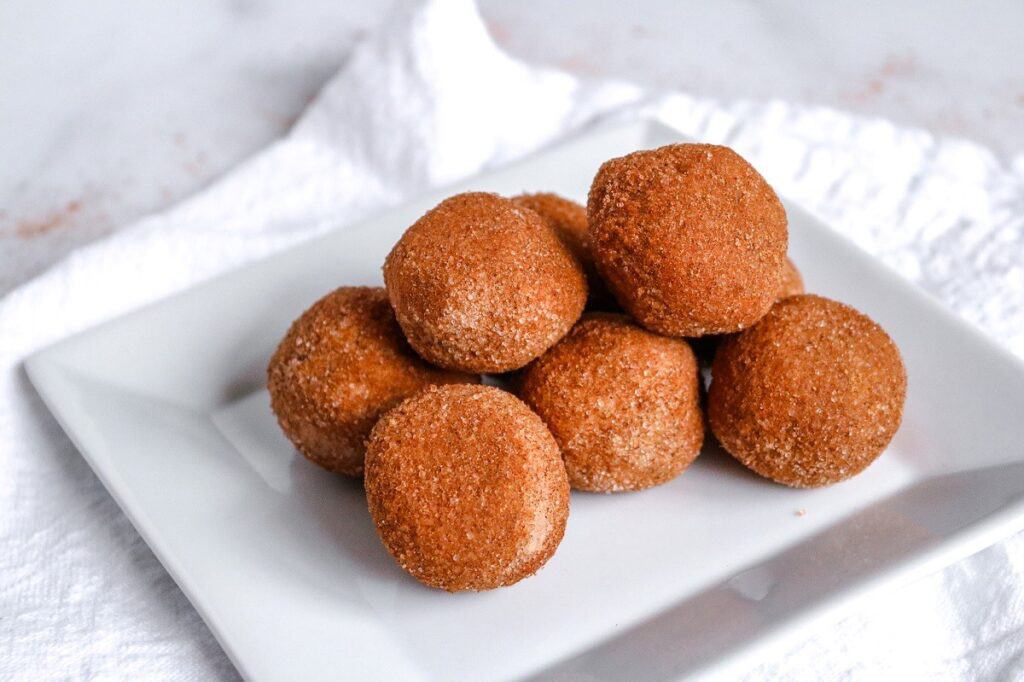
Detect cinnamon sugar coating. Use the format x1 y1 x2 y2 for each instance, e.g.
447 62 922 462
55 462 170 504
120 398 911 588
364 384 570 591
519 313 704 492
267 287 477 476
588 143 788 336
384 192 587 373
512 192 613 309
708 295 906 487
779 256 804 299
690 256 805 364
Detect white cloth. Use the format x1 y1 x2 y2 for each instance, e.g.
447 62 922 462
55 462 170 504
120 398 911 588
2 0 1023 679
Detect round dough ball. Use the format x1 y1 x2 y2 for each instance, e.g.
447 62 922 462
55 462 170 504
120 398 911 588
384 192 587 373
365 384 569 591
512 192 613 309
588 143 788 336
519 313 704 492
690 256 805 364
708 294 906 487
267 287 477 476
779 256 804 299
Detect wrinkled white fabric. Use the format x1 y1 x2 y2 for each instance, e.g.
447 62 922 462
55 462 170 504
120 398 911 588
1 0 1022 679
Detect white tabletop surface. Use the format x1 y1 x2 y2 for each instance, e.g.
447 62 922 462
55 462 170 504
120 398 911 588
2 0 1022 294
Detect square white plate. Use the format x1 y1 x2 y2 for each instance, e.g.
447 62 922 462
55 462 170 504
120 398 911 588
27 120 1024 681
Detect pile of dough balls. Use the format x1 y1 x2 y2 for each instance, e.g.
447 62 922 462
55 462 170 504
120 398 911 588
268 143 906 592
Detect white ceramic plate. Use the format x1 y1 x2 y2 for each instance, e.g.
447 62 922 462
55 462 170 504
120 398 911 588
26 121 1024 681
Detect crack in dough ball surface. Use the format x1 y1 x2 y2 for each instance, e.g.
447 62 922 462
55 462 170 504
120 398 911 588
519 313 704 492
267 287 478 476
708 294 906 487
384 192 587 373
364 384 570 591
588 143 788 336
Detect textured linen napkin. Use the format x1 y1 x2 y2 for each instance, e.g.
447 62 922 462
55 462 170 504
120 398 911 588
2 0 1023 679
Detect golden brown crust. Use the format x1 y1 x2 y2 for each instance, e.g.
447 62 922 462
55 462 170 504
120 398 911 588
519 313 704 492
588 143 788 336
707 294 906 487
383 192 587 373
511 192 614 309
267 287 477 476
364 384 569 591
